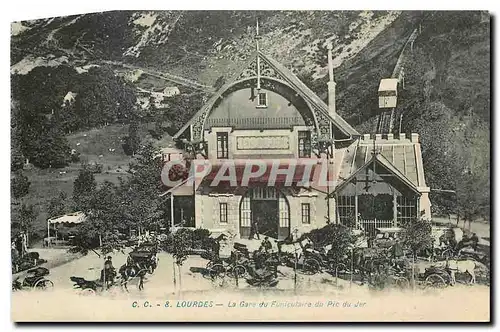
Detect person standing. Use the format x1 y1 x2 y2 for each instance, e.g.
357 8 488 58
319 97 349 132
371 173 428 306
15 233 24 258
390 238 404 271
470 233 479 251
249 218 260 240
260 237 272 253
102 256 115 288
212 238 221 261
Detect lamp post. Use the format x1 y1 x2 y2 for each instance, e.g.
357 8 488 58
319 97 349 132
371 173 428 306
349 246 354 290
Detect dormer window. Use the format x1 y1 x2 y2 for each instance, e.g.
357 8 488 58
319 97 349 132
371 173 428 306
257 92 268 108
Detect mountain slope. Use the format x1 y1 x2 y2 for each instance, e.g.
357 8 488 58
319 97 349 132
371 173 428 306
10 11 490 237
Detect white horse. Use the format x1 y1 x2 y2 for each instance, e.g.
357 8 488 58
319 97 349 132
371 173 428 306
434 259 484 284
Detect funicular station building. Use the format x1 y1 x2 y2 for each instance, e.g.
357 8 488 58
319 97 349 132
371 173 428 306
163 44 431 240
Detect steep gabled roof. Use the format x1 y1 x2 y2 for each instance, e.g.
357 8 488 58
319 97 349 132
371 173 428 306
332 152 421 196
337 136 427 188
259 52 359 137
173 51 360 139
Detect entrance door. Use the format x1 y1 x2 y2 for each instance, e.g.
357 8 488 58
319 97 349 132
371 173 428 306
240 187 290 240
251 200 278 239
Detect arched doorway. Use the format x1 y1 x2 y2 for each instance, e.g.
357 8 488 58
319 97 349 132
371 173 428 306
239 187 290 240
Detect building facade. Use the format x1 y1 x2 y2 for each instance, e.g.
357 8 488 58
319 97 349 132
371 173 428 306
165 48 431 240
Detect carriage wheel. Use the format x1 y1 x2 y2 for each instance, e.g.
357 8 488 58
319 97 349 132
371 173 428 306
302 258 321 275
33 279 54 291
425 274 447 289
80 288 96 296
208 264 225 279
231 265 246 278
441 249 453 260
206 261 215 270
395 277 410 290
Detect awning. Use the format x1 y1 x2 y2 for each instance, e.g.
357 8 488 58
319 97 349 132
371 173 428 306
160 177 196 197
202 161 319 186
48 212 86 224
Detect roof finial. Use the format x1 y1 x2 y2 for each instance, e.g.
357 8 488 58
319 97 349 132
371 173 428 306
256 16 261 90
327 43 334 83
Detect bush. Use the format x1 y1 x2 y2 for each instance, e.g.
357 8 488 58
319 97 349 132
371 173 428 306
400 218 433 256
163 228 213 253
11 172 30 200
302 224 358 264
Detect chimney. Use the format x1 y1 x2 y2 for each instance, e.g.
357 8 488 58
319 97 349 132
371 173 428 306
327 44 336 117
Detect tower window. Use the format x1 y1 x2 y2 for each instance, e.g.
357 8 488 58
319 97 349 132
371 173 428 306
257 92 268 108
219 203 228 223
216 132 229 159
301 203 311 224
298 131 311 158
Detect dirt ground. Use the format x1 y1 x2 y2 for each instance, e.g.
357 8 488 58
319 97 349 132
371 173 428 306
11 249 490 322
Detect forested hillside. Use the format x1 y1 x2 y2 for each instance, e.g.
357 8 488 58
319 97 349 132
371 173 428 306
10 11 490 242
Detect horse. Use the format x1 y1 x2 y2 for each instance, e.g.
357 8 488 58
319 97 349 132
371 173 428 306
118 261 148 292
433 259 486 285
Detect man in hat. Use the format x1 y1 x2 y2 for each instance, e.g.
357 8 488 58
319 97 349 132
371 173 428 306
260 236 272 253
390 238 404 272
102 255 116 288
249 218 260 240
470 232 479 251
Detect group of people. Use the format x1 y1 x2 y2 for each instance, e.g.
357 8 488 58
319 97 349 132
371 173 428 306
11 232 28 261
439 230 480 252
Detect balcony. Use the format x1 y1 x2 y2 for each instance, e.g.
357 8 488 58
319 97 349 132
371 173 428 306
205 116 305 130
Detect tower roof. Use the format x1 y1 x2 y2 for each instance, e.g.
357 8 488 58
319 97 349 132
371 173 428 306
173 51 360 140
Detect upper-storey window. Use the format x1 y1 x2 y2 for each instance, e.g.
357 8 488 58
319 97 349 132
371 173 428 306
298 131 311 158
257 92 268 108
216 132 229 159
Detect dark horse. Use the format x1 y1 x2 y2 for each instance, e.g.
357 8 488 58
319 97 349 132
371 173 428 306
118 261 148 292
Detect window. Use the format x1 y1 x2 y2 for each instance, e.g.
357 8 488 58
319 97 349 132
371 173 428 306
219 203 228 223
337 195 356 226
397 196 417 227
301 203 311 224
257 92 268 107
298 131 311 158
216 132 229 159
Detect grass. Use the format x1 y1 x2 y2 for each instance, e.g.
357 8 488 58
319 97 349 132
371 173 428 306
15 122 175 240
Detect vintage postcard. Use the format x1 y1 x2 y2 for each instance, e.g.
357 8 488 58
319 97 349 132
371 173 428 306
10 10 490 322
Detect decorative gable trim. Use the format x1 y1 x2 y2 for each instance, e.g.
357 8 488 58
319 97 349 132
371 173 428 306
173 51 360 141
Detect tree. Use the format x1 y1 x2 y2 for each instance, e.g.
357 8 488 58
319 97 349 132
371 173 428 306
456 169 489 229
123 142 164 233
74 67 137 128
73 165 97 210
164 228 192 294
13 203 37 248
304 224 358 265
74 181 125 252
400 218 433 257
164 93 205 133
11 171 30 200
11 142 25 171
28 125 72 169
123 120 141 156
399 217 433 289
48 191 69 218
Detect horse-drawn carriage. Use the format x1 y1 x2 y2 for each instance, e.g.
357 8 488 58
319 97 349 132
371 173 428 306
201 241 283 287
12 266 54 291
127 245 158 274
